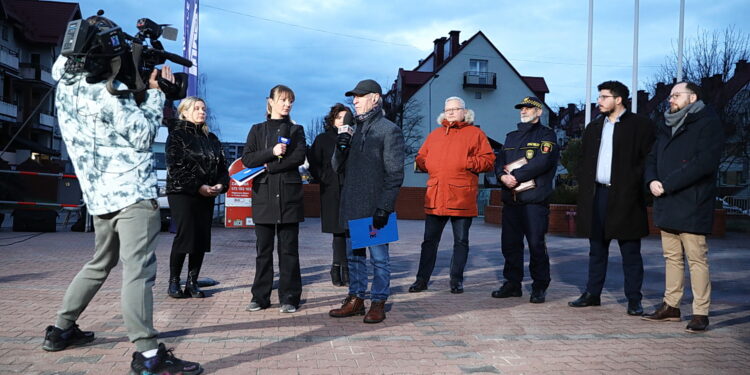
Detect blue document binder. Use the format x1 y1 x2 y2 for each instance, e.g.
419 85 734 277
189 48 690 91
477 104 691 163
349 213 399 249
230 166 266 185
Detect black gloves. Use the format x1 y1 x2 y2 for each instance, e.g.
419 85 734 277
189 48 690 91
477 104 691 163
372 208 390 229
337 132 352 151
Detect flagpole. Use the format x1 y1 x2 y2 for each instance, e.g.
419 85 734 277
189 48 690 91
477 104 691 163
632 0 639 113
584 0 594 126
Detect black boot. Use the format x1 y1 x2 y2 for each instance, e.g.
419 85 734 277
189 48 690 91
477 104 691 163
168 277 186 298
340 264 349 286
330 264 342 286
184 271 205 298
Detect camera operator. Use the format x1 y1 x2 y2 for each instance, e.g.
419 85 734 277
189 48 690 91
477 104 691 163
43 15 202 375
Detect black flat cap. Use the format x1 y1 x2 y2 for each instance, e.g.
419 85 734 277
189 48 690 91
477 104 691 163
345 79 382 96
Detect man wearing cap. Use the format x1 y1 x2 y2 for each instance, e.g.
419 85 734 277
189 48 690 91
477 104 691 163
491 96 559 304
568 81 655 316
328 79 405 324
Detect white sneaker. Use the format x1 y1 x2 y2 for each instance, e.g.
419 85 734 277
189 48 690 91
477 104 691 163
246 301 264 312
279 304 297 313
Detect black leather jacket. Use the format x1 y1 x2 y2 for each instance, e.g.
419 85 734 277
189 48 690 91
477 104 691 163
165 119 229 195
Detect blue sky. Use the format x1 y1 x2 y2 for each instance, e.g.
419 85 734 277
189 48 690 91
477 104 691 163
69 0 749 142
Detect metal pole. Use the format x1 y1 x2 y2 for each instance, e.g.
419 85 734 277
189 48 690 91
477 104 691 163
632 0 640 113
585 0 594 126
677 0 685 81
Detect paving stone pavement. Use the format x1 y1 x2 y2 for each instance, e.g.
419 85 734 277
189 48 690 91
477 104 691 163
0 218 748 374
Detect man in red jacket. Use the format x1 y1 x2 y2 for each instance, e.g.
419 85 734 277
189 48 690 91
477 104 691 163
408 96 495 294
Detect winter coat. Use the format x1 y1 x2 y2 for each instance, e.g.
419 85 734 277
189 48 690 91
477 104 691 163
241 118 306 224
333 110 405 228
165 119 229 195
416 121 495 216
308 128 345 233
645 106 724 234
496 121 559 205
576 111 655 240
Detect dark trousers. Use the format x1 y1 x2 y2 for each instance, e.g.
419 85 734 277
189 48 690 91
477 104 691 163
169 251 205 279
416 215 472 285
332 233 347 265
501 203 551 290
251 223 302 307
586 184 643 302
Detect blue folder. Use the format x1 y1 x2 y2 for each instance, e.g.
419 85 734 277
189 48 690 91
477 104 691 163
230 166 266 185
349 213 399 249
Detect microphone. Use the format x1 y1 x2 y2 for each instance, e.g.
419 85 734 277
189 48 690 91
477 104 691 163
337 112 355 151
277 122 291 160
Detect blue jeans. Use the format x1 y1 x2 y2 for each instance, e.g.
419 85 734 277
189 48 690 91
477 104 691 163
416 215 472 285
347 239 390 302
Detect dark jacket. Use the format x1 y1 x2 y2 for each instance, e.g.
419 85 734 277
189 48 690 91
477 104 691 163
496 121 559 205
333 110 405 228
645 106 724 234
308 128 344 233
241 118 306 224
576 111 655 240
165 119 229 195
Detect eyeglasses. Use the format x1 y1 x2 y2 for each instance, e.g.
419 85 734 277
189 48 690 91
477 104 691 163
444 107 464 113
668 92 693 100
597 95 618 100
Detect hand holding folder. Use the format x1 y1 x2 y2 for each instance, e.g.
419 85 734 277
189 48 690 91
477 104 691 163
503 157 535 193
230 166 266 186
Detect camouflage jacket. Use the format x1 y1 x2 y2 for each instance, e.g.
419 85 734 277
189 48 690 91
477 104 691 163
52 56 165 215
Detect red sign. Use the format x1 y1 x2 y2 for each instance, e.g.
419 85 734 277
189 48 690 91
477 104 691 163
225 159 254 228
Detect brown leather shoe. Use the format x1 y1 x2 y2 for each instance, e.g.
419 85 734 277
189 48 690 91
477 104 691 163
685 315 709 333
642 302 681 322
329 295 365 318
363 301 386 324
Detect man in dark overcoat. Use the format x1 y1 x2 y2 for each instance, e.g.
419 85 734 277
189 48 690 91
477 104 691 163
641 81 724 333
328 79 405 324
568 81 655 316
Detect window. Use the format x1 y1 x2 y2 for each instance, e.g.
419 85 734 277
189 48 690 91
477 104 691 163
469 59 489 84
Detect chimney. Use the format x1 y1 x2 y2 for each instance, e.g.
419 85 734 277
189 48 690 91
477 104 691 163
736 59 748 73
448 30 460 58
433 37 447 71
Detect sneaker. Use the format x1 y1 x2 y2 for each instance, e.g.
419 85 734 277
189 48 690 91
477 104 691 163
245 301 266 312
42 324 95 352
130 343 202 375
279 304 297 313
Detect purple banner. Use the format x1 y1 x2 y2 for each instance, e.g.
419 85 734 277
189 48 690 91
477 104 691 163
183 0 199 97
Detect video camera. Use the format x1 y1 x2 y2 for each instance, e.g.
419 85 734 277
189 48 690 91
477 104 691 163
61 10 192 100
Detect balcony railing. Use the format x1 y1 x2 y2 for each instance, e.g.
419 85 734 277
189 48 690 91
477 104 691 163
40 113 57 127
0 47 19 70
0 100 17 118
463 71 497 89
20 63 55 86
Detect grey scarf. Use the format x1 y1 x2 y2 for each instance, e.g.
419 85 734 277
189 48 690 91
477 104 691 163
664 100 705 135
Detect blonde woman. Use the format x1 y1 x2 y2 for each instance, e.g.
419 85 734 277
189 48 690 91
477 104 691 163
165 97 229 299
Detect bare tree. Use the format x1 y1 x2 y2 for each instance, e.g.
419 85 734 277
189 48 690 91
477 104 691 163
305 116 326 146
383 97 424 165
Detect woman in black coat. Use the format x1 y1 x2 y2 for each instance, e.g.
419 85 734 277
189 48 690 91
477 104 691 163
308 103 352 286
242 85 306 313
166 96 229 299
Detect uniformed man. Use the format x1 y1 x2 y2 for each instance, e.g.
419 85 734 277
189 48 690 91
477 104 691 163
491 96 559 303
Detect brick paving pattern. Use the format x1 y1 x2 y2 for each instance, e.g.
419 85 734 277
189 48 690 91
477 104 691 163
0 219 748 374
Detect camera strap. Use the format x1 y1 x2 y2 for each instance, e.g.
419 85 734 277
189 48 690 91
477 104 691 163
105 43 146 96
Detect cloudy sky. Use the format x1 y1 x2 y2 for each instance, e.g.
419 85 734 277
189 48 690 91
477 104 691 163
69 0 749 142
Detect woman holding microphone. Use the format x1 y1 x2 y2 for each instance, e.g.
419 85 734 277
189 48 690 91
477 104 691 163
242 85 306 313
